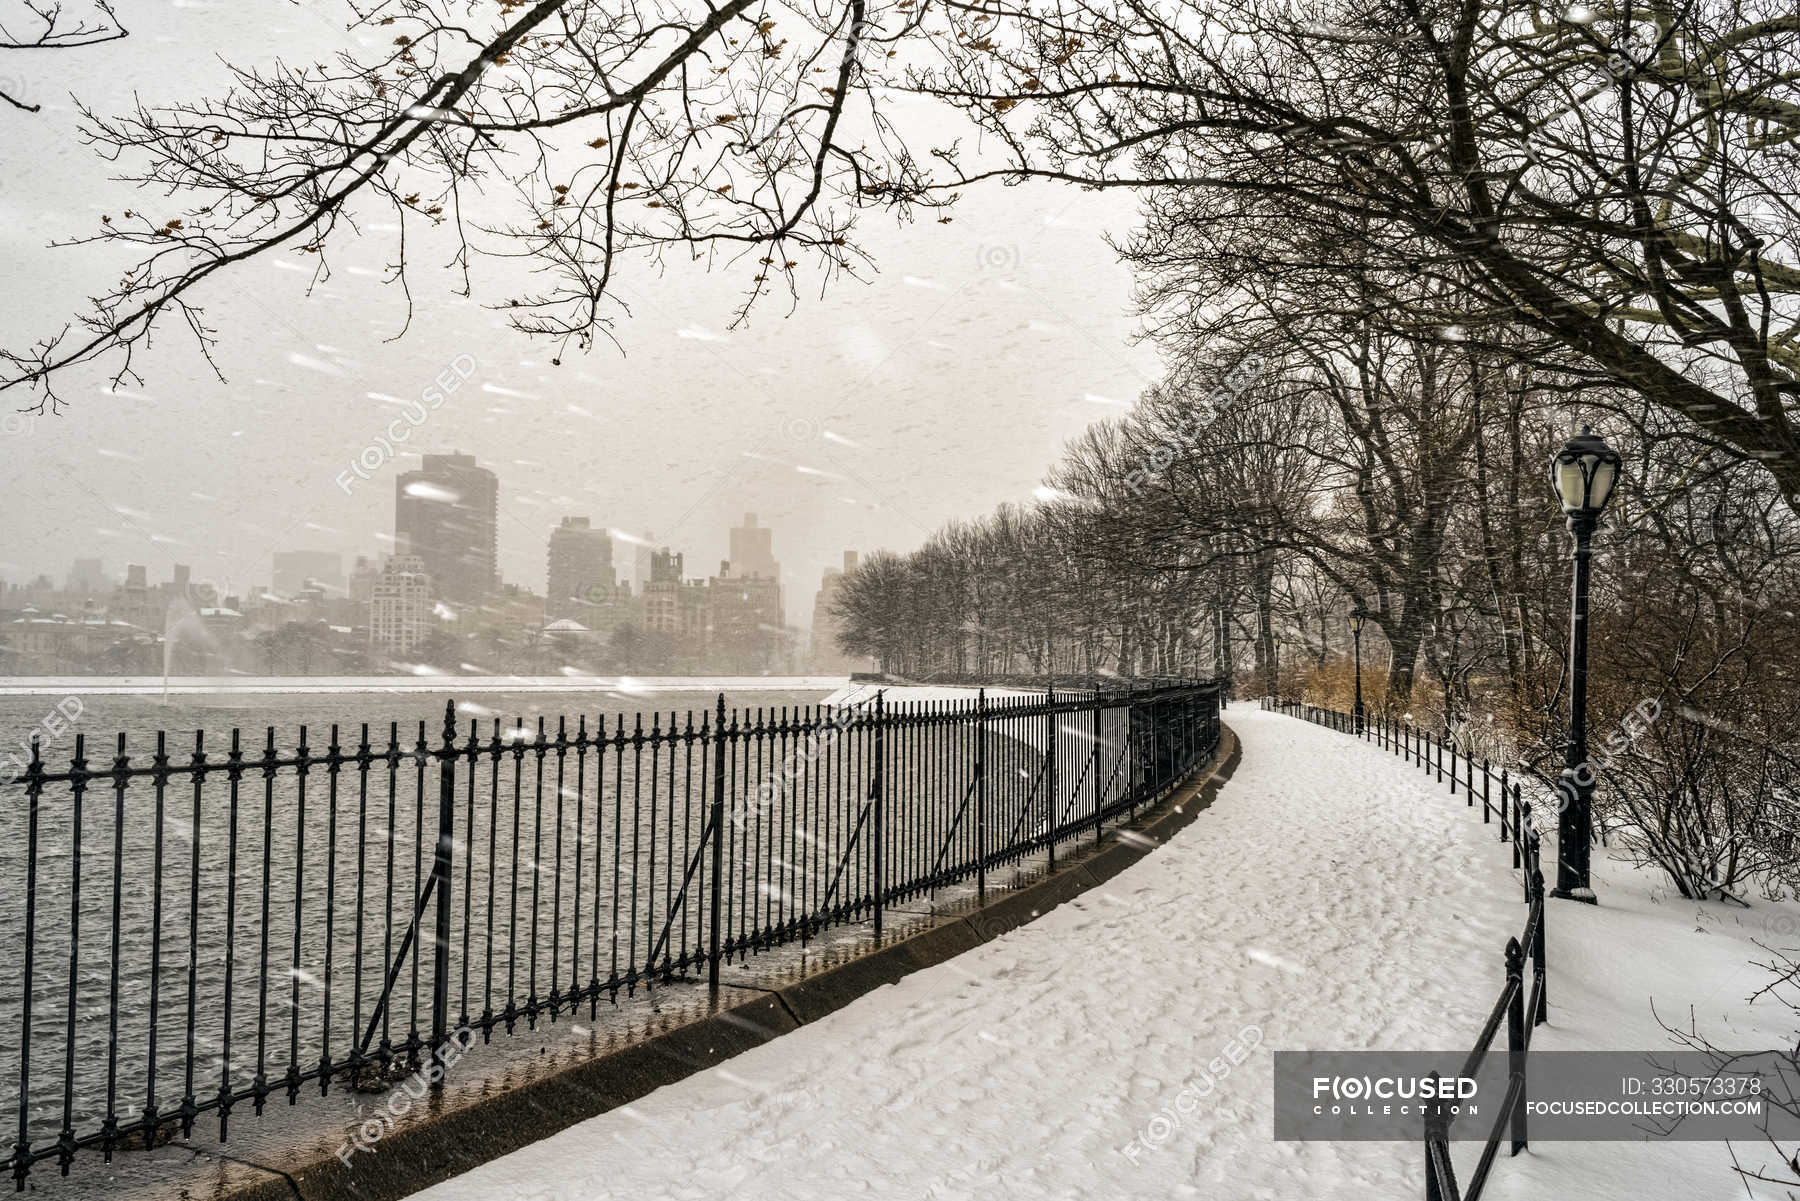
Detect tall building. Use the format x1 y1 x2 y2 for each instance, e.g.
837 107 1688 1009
707 515 786 671
348 555 380 605
272 550 344 597
546 517 615 621
710 559 785 674
728 512 780 581
369 555 433 654
395 453 498 608
627 535 654 594
112 564 157 631
811 551 871 672
65 558 107 597
642 548 708 661
642 548 683 635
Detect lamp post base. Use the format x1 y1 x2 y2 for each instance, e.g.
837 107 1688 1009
1549 886 1597 905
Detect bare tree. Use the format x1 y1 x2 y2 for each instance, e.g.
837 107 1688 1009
1 0 930 406
9 0 1800 526
0 0 127 112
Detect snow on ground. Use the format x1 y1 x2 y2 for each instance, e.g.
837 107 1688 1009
406 708 1795 1201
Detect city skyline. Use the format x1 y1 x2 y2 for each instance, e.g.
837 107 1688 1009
1 472 874 676
6 462 868 636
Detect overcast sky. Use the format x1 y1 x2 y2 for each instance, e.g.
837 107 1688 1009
0 1 1162 625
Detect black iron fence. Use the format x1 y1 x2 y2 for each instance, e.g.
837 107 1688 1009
2 680 1221 1187
1262 699 1547 1201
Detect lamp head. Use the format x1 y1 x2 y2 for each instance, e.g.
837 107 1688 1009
1551 426 1621 519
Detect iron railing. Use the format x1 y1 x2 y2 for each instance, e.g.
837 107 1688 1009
2 680 1221 1187
1262 698 1547 1201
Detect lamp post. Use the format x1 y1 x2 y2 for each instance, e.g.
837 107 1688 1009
1350 609 1367 735
1549 426 1621 904
1270 635 1281 703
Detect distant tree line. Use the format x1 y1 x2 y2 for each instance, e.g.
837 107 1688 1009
830 503 1216 681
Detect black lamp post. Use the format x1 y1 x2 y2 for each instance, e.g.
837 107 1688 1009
1549 426 1620 903
1350 609 1367 735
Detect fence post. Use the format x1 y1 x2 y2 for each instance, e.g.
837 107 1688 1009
1499 768 1510 843
976 689 987 900
1092 694 1103 846
430 701 456 1070
1531 858 1549 1025
1436 732 1443 783
873 690 886 939
1127 681 1139 813
707 693 727 994
1512 783 1523 870
15 737 41 1188
1450 739 1457 796
1423 1069 1455 1201
1482 760 1491 823
1506 936 1529 1155
1045 686 1057 872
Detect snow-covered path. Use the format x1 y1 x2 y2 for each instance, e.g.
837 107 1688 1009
405 709 1764 1200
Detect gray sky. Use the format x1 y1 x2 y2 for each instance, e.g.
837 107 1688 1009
0 1 1160 625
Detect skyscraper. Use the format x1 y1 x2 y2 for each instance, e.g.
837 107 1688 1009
395 453 498 609
546 516 615 621
715 513 784 670
728 512 780 581
65 558 107 597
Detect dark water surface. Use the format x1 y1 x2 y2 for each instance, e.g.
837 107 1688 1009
0 679 851 1163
